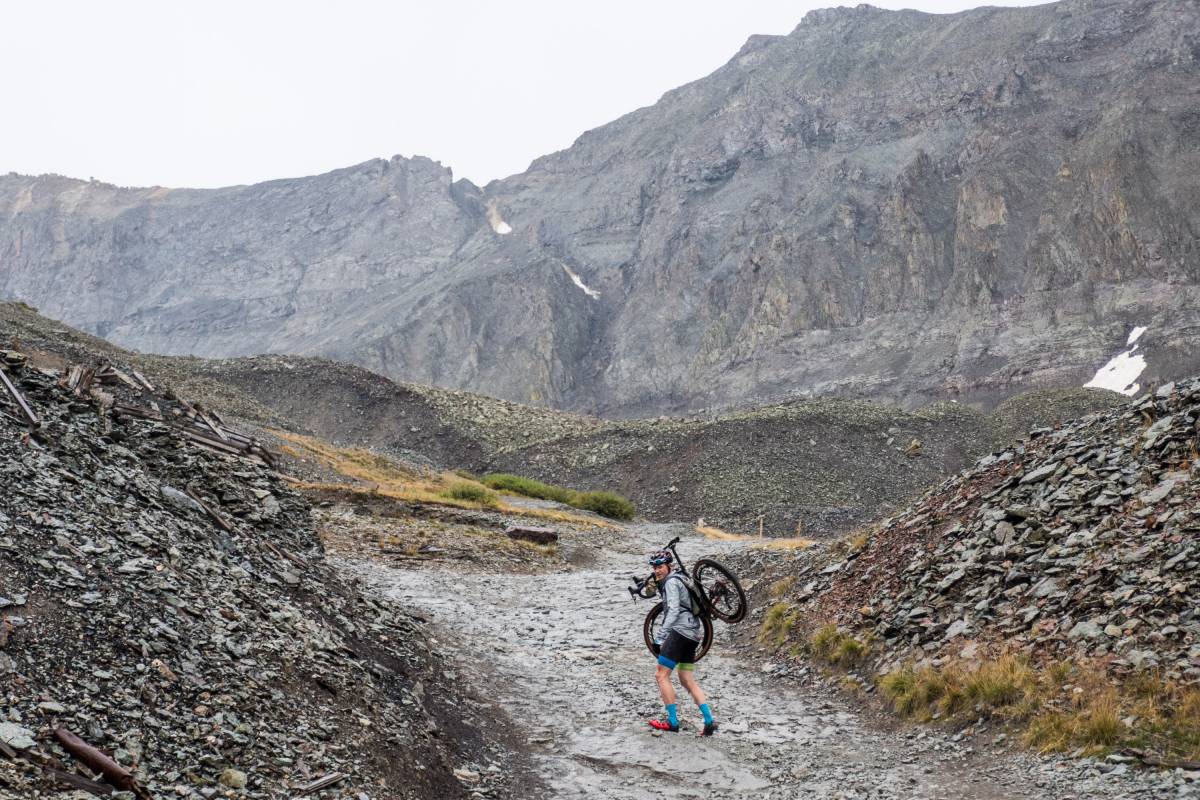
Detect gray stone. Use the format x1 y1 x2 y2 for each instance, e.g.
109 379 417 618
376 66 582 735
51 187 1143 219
1068 620 1104 640
1019 464 1058 486
944 619 970 640
1138 478 1178 505
936 570 966 593
219 768 248 789
0 722 35 750
160 485 207 515
1030 578 1060 599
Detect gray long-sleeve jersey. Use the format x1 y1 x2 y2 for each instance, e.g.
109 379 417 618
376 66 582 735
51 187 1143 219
656 572 705 644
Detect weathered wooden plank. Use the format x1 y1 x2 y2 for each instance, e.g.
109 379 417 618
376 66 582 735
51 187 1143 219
0 367 40 428
294 772 348 796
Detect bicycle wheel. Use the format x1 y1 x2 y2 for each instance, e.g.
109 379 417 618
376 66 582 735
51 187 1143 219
642 602 713 662
693 558 747 623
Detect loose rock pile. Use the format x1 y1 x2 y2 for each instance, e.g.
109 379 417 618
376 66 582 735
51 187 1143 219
788 377 1199 681
0 353 524 799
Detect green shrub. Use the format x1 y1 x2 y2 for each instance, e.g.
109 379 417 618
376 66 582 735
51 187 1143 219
482 474 636 520
440 482 499 507
482 473 575 504
572 490 636 521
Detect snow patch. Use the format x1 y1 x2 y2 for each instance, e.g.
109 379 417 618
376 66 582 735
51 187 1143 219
560 264 600 300
1085 350 1147 395
486 201 512 235
1085 325 1148 396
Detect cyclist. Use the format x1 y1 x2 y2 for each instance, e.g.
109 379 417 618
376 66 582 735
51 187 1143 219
646 549 717 736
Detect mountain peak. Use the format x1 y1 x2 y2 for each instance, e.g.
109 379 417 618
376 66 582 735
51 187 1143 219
2 0 1199 416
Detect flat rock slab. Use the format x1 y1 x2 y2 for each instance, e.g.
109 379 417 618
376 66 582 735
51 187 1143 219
506 525 559 545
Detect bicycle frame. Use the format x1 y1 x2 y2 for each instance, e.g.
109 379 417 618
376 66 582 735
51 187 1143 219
627 536 687 600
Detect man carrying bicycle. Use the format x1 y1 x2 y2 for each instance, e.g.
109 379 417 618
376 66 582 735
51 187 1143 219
647 549 717 736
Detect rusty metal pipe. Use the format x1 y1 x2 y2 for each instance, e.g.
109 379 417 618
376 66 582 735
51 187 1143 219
53 728 136 792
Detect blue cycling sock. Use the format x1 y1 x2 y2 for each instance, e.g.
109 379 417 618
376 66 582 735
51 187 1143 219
666 704 678 727
699 703 714 725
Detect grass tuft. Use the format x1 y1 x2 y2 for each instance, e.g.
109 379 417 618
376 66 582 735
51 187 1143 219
755 537 815 551
696 524 750 541
571 490 635 521
962 655 1035 709
483 473 635 520
769 576 796 600
880 656 1200 762
846 530 871 552
439 482 499 507
759 603 798 647
273 431 614 528
482 473 575 504
808 624 871 668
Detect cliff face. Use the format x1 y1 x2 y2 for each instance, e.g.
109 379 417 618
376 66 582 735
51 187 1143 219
3 0 1199 415
0 157 484 357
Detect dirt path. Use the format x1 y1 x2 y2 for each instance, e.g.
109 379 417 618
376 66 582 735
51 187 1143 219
343 523 1185 799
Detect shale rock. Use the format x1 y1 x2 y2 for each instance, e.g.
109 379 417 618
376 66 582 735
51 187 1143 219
776 375 1200 681
0 354 528 799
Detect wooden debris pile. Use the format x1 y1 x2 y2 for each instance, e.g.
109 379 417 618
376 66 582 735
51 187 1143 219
1 351 277 468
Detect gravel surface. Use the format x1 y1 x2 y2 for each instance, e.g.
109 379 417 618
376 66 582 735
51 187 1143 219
343 525 1195 799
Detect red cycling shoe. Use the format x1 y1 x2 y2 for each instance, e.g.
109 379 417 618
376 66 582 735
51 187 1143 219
648 718 679 732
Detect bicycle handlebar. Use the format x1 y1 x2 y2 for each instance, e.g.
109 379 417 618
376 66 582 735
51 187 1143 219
665 536 681 549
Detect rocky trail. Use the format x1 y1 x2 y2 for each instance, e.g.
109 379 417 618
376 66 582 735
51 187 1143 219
341 524 1187 799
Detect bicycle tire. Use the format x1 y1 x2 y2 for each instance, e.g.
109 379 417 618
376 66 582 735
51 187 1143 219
693 558 748 623
643 602 713 662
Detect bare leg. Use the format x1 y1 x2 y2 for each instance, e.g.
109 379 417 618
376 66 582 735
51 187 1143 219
678 669 706 706
655 664 677 706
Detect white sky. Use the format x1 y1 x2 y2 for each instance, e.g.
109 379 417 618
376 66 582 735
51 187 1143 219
1 1 1047 189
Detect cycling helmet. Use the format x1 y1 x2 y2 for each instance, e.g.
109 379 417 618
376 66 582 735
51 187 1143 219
648 549 673 567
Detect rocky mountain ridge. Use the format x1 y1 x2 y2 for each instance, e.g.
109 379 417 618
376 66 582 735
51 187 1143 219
2 301 1126 537
2 0 1199 415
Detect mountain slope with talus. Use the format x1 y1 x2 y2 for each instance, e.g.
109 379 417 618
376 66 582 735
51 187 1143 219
2 300 1127 537
2 0 1199 415
0 338 537 799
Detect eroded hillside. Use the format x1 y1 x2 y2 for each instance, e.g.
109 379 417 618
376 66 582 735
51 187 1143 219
0 329 535 798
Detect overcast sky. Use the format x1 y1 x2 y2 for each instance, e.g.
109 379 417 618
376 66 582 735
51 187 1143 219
2 1 1048 189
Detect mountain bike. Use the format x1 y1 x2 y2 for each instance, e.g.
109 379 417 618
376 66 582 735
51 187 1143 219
627 536 747 662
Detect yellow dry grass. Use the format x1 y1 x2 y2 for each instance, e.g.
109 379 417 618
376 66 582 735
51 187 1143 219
695 524 750 541
846 530 872 552
755 537 815 551
695 524 812 550
274 430 614 528
768 575 796 600
877 653 1200 761
759 603 798 647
